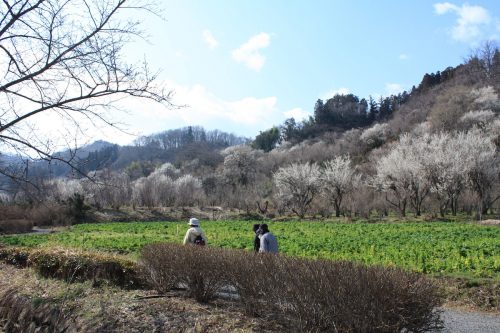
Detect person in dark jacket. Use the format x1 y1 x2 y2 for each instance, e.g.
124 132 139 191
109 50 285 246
253 224 261 252
257 224 279 253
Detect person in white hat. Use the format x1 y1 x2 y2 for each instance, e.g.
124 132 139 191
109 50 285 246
183 217 208 245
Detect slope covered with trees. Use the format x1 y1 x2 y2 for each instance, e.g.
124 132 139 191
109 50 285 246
1 42 499 222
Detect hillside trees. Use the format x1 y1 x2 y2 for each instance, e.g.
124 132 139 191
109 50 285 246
0 0 171 185
252 127 280 152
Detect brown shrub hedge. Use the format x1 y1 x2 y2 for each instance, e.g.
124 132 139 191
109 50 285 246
140 243 443 333
0 219 34 234
0 246 30 267
0 246 142 289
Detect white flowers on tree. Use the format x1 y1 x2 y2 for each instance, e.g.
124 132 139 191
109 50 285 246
374 134 431 217
222 145 260 187
320 156 361 217
360 123 391 149
274 163 321 218
131 163 203 208
375 129 499 218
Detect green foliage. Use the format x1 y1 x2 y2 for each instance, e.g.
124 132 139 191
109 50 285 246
67 193 90 223
251 127 280 152
1 221 499 278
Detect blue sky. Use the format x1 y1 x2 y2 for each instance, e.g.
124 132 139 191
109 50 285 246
104 0 500 144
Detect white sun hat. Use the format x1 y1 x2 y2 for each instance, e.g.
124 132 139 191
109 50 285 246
188 218 200 226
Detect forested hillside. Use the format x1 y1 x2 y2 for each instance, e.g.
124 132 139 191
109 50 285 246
1 42 499 221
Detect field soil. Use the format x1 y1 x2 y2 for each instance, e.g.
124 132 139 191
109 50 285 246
0 264 284 333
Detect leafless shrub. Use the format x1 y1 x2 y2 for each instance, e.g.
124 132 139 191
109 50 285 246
28 203 69 226
226 251 283 316
0 205 27 219
140 243 184 293
0 219 33 234
140 243 231 303
140 244 443 332
266 258 443 333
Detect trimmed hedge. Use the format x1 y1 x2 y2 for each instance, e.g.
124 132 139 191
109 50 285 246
140 243 444 333
0 246 30 267
0 246 141 289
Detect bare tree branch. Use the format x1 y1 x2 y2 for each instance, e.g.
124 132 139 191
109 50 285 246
0 0 172 188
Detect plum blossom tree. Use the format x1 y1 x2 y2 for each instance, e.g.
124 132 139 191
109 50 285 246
422 133 467 216
175 174 203 206
274 162 321 218
320 155 361 217
83 169 130 209
374 134 431 217
360 123 391 149
461 128 499 218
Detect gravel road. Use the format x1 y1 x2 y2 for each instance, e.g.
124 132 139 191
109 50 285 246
437 309 500 333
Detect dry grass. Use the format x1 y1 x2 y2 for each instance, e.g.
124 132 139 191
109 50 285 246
438 277 500 313
478 219 500 226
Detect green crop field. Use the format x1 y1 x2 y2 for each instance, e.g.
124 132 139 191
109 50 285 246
1 221 499 278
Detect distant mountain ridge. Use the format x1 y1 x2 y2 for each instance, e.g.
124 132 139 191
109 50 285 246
14 127 249 178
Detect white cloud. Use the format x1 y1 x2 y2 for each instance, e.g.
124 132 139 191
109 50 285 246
399 53 409 60
434 2 492 42
321 87 350 100
226 97 278 125
104 81 294 142
283 108 310 121
385 83 405 95
202 30 219 49
232 33 271 71
12 78 301 146
434 2 458 15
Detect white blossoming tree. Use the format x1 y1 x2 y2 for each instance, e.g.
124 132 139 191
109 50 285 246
374 134 431 217
320 155 361 217
274 162 321 218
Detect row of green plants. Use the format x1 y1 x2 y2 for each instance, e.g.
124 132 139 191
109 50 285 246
1 220 499 277
141 243 443 333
